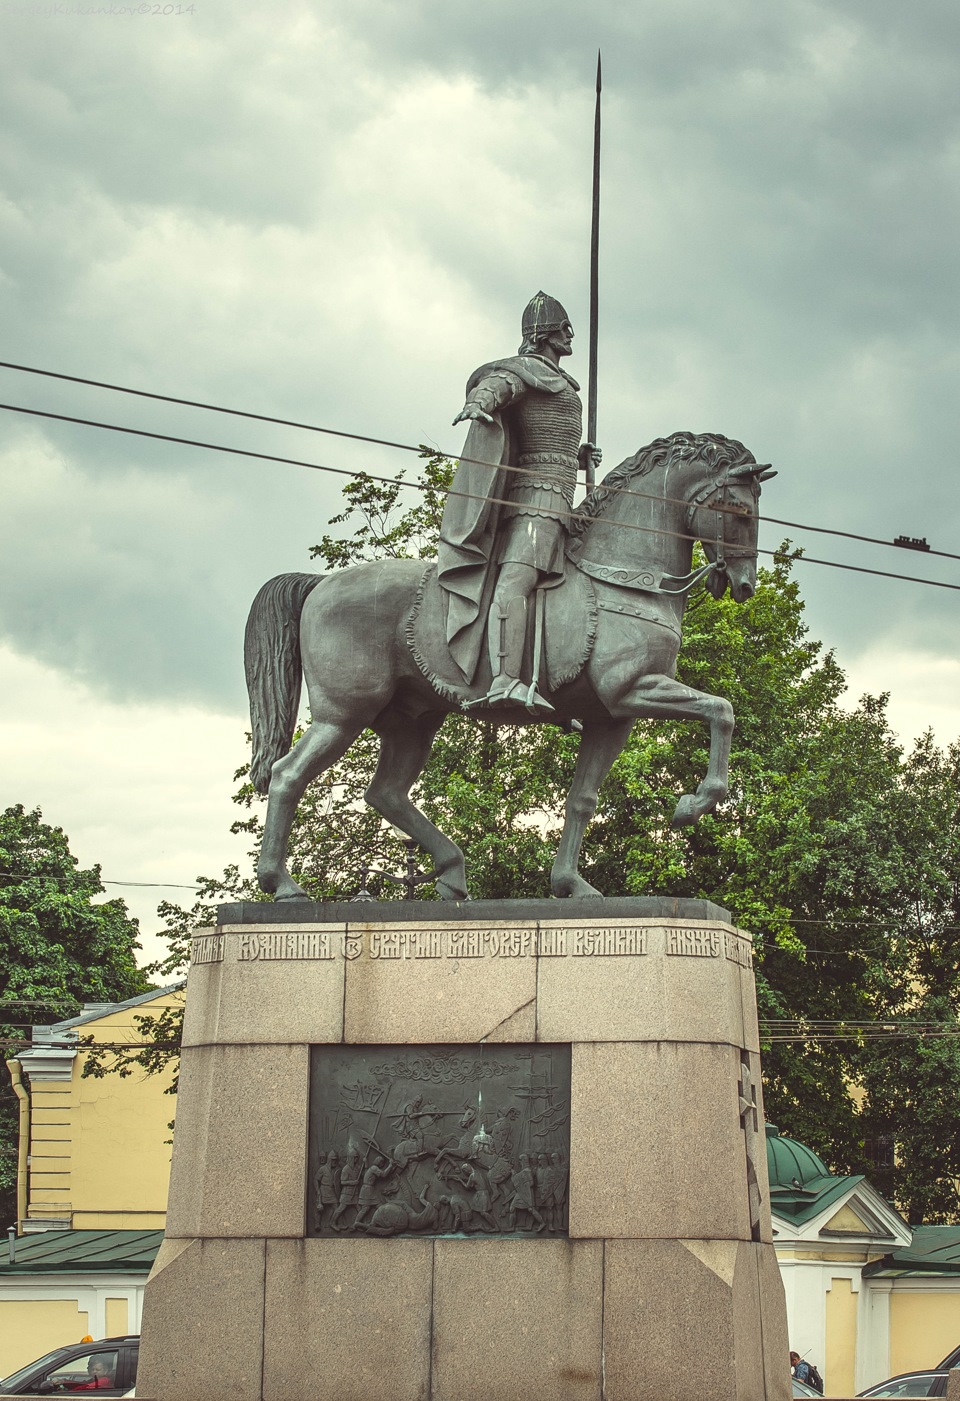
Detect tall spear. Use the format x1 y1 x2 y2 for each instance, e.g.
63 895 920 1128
586 50 602 491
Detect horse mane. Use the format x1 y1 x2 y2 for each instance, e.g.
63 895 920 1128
572 430 756 536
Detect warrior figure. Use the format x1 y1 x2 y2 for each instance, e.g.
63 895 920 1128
353 1151 396 1228
506 1153 545 1233
314 1149 340 1232
437 292 602 715
330 1149 362 1231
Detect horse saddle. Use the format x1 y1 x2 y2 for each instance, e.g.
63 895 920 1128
405 561 599 707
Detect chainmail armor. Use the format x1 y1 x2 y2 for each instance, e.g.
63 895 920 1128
507 383 582 520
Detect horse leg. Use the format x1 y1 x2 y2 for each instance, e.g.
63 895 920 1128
618 673 734 826
551 718 634 898
258 717 363 899
366 711 468 901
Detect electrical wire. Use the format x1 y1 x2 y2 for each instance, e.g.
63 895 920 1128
2 399 959 593
0 357 952 564
0 870 201 890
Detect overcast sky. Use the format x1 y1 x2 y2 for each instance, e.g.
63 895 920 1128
2 0 959 961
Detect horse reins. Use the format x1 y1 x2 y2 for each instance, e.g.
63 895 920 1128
685 472 759 583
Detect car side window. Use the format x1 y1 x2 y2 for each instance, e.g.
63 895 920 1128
39 1349 122 1394
121 1345 138 1390
881 1378 946 1398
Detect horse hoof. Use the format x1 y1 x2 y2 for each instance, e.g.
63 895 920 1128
671 795 700 827
436 878 470 902
551 874 602 898
271 875 310 901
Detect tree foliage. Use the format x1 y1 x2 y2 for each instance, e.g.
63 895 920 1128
0 805 149 1224
153 456 960 1222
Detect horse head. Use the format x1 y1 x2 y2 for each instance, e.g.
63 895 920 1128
671 433 776 604
575 430 776 605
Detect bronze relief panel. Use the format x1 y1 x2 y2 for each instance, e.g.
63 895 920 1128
308 1043 571 1238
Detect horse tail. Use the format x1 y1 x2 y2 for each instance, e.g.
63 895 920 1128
244 573 324 794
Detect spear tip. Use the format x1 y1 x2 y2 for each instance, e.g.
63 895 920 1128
596 49 602 91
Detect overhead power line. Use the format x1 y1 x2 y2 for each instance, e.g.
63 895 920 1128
1 398 958 594
0 869 201 891
0 357 953 563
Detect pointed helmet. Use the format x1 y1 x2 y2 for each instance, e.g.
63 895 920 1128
519 291 572 352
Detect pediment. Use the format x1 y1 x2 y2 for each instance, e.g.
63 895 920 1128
772 1179 911 1248
822 1203 873 1235
815 1184 910 1246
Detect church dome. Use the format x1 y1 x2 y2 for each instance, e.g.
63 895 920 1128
765 1124 831 1189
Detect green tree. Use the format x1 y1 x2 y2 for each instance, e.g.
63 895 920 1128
0 805 149 1225
150 457 960 1219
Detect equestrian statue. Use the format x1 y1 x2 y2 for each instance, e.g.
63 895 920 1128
244 292 776 901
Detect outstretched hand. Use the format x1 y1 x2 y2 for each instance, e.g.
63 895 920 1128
453 404 494 426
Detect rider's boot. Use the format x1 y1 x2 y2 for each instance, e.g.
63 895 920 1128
463 597 555 716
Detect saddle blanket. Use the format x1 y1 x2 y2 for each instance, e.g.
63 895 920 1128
405 562 599 706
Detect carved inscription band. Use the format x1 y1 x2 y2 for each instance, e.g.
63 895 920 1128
192 924 752 967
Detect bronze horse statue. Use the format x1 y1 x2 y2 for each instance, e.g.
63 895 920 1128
244 431 775 901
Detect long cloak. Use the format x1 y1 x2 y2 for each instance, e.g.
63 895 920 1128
437 355 578 682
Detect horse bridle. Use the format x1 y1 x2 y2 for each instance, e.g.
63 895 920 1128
572 462 770 598
685 471 760 583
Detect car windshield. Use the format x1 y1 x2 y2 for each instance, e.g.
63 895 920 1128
1 1346 71 1391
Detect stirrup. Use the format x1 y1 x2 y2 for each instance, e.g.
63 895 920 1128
463 677 532 712
523 682 555 716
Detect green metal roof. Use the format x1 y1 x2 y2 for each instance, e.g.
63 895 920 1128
864 1225 960 1277
766 1125 831 1188
770 1173 869 1225
0 1230 163 1275
765 1124 870 1226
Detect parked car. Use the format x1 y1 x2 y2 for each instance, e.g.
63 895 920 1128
857 1371 949 1397
793 1378 821 1397
0 1336 138 1396
937 1345 960 1371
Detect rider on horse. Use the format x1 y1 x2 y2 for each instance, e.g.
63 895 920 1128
437 293 602 717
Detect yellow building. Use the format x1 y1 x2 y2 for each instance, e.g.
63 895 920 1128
0 986 181 1378
768 1125 960 1395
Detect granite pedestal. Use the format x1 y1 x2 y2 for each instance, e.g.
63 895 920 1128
137 897 790 1401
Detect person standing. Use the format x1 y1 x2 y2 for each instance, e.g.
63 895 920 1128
790 1351 823 1393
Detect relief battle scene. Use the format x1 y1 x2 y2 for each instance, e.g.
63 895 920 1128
308 1044 571 1238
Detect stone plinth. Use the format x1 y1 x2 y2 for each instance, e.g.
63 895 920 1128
138 897 790 1401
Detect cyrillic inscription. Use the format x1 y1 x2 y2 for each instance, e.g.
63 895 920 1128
369 929 444 959
724 931 753 968
204 922 751 964
573 926 647 956
191 936 223 964
238 931 335 961
536 928 567 957
666 928 722 958
448 928 534 958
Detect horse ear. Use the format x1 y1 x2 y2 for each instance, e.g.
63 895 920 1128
729 462 777 482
